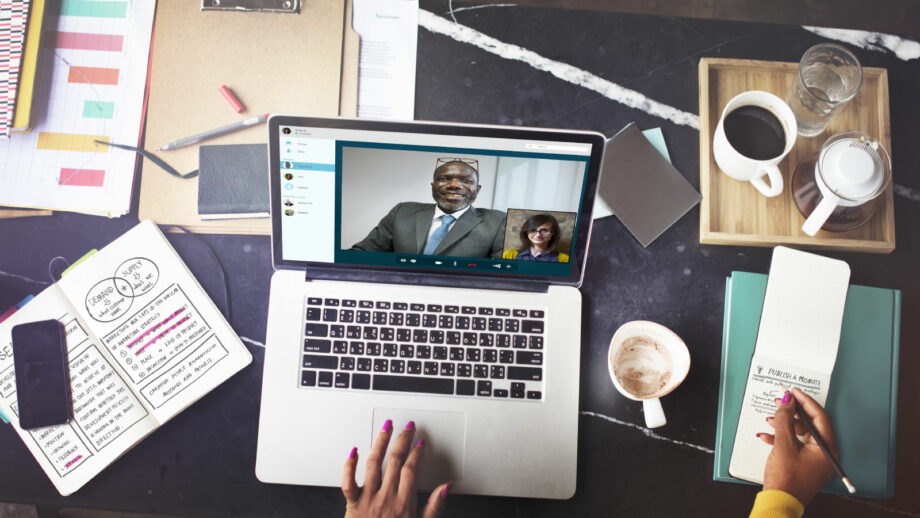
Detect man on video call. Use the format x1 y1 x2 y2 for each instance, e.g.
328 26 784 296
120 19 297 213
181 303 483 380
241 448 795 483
351 158 506 258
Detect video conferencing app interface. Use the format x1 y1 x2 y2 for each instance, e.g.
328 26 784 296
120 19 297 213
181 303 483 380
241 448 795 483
277 124 594 278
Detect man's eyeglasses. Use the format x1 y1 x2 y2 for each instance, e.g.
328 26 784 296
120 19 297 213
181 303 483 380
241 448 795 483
437 157 479 171
528 228 554 235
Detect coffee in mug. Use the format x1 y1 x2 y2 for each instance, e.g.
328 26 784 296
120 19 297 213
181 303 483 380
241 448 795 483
713 91 798 198
723 105 787 161
607 321 691 429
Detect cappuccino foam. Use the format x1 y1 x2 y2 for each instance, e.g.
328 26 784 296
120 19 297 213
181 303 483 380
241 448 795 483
613 335 673 398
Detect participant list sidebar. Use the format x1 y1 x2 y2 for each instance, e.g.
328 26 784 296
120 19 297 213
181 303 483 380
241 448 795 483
279 137 336 263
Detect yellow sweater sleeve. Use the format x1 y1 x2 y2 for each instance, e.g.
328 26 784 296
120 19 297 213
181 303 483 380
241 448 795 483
749 490 804 518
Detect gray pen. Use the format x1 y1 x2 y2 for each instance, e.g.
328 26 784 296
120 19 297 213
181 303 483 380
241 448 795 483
158 113 269 151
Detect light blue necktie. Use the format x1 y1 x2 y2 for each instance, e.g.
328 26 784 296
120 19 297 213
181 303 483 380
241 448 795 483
423 214 456 255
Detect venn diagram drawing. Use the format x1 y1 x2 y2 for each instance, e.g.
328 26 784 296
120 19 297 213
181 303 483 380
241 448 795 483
84 258 160 323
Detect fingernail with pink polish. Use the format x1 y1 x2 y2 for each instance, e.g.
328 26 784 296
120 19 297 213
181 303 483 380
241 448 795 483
382 419 393 432
405 420 416 430
756 433 764 438
348 447 357 459
416 439 425 448
441 482 453 498
781 391 792 405
765 417 773 423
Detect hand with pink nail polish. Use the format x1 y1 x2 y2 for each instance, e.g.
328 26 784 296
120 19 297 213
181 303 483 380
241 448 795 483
758 388 838 506
342 419 450 518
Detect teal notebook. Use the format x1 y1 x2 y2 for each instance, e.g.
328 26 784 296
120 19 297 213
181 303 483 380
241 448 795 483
713 271 901 498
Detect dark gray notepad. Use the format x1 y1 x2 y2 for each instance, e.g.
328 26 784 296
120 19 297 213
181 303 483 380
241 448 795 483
197 144 270 220
600 123 701 247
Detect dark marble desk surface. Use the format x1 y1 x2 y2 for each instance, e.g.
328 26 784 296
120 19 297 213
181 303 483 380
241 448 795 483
1 2 918 517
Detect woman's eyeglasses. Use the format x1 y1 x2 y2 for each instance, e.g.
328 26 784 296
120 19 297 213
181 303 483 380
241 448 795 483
528 228 553 235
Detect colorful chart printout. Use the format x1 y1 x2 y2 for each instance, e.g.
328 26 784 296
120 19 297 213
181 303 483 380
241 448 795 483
0 0 154 215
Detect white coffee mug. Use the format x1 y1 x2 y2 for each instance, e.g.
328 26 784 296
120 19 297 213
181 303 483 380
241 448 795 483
607 321 691 429
713 91 798 197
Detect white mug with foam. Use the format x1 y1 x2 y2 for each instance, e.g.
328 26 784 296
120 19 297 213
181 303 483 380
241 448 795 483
713 90 798 197
607 321 691 429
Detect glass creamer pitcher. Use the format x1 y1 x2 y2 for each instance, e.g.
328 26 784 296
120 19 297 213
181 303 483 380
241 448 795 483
793 131 891 236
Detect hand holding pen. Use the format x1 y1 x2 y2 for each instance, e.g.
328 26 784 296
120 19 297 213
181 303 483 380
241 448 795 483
758 386 850 505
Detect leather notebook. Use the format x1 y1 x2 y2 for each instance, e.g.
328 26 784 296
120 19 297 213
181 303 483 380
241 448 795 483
600 123 701 247
197 144 270 220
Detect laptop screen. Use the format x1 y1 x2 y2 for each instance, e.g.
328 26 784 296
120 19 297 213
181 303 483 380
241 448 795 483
268 116 605 286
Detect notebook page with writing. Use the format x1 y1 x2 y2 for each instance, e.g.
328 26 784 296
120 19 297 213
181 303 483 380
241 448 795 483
0 221 252 495
0 283 160 496
56 221 252 422
729 247 850 483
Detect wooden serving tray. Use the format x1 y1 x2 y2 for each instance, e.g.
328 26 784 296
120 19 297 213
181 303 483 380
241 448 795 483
698 58 894 253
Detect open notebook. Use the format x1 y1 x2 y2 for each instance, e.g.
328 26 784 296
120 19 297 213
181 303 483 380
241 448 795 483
729 247 850 483
0 221 252 495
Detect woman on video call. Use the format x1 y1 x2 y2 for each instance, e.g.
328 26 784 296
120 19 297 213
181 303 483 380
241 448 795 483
502 213 570 263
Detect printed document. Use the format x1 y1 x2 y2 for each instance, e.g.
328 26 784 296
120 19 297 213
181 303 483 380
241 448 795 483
354 0 418 120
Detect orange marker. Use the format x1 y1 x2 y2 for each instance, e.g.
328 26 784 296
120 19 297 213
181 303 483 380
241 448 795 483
219 85 245 113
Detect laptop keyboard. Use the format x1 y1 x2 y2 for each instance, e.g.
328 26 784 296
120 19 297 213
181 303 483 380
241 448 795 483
299 297 545 401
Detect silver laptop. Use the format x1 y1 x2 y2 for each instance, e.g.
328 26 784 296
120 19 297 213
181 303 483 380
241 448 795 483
255 116 605 499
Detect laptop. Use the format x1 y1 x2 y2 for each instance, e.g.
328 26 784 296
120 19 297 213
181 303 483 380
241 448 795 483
256 116 606 499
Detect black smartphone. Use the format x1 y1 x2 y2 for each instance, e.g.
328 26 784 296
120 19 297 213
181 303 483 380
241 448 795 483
11 319 73 429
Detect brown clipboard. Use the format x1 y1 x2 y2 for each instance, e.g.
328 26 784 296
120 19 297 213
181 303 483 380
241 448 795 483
139 0 359 234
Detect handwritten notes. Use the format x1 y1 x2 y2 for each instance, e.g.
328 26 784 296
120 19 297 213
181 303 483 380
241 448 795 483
729 247 850 483
0 221 251 495
84 257 159 322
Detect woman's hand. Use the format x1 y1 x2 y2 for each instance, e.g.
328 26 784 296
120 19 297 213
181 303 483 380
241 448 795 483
758 387 837 506
343 419 450 518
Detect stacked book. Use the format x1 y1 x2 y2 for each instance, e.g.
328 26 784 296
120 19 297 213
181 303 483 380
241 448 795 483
1 0 43 137
0 0 48 220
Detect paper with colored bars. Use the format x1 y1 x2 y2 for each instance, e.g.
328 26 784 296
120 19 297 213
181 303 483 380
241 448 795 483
0 0 154 216
0 0 31 136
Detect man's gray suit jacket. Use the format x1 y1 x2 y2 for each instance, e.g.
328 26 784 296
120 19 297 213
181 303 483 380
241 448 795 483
351 202 507 258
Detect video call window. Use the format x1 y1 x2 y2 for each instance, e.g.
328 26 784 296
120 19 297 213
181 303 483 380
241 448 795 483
338 143 587 275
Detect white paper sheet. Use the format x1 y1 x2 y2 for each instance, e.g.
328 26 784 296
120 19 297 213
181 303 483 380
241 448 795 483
353 0 418 120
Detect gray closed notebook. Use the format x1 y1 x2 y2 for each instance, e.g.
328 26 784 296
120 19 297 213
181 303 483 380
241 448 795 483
197 144 270 220
600 123 700 247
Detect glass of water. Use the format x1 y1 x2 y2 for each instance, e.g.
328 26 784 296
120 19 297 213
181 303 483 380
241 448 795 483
786 43 862 137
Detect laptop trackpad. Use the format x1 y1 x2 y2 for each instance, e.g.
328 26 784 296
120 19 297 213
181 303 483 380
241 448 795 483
372 408 466 488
